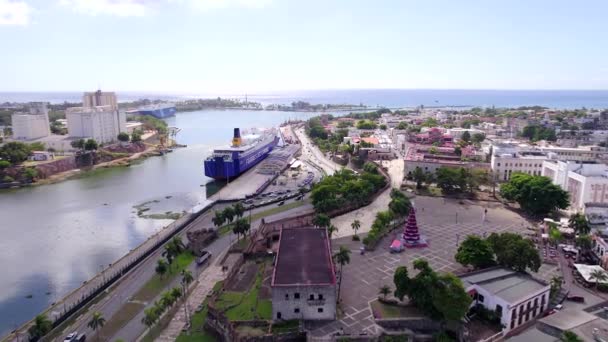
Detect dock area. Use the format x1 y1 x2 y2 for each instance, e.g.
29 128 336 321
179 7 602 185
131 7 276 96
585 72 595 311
211 144 301 201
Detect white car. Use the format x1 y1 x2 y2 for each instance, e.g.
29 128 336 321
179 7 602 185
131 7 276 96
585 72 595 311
64 332 78 342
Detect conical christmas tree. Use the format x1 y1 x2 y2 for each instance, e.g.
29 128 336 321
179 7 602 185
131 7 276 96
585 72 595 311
402 208 421 243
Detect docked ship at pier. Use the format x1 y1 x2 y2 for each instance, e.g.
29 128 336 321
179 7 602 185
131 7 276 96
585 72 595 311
135 103 176 119
204 128 280 180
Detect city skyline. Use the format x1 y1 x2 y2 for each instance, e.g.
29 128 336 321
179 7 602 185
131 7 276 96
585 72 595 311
1 0 608 92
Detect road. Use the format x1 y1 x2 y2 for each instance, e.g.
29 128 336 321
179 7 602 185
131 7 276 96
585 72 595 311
56 197 311 341
293 127 342 175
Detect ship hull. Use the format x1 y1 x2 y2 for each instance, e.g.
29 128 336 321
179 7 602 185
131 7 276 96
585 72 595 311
138 106 176 119
204 136 280 180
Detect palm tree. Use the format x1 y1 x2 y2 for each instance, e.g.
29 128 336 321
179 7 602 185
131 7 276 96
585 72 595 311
161 290 175 308
170 287 182 302
163 244 177 265
351 220 361 237
327 224 338 239
155 259 168 279
141 307 158 331
560 330 583 342
569 213 591 235
590 269 608 289
222 206 235 223
212 211 225 228
170 236 185 254
379 285 391 300
333 246 351 302
28 314 52 341
181 269 194 293
233 202 245 219
87 311 106 341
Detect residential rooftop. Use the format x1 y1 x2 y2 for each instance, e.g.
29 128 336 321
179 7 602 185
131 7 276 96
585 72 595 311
272 227 336 286
460 267 548 304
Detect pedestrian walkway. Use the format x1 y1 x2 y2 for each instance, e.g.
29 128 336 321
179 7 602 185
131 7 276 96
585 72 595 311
154 265 225 341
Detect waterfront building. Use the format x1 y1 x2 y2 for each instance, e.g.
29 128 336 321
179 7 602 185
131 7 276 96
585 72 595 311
542 160 608 211
460 267 550 336
11 102 50 141
271 227 336 321
66 91 126 144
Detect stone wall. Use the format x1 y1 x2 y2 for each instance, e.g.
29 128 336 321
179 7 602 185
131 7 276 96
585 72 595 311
272 285 336 321
35 156 77 178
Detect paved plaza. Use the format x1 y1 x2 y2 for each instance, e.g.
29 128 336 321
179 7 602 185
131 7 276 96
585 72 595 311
308 195 561 339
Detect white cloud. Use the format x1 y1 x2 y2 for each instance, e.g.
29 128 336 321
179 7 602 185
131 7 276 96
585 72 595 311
0 0 32 26
178 0 272 11
59 0 153 17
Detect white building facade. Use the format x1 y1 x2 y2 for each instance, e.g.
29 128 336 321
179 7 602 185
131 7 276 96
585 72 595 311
11 102 50 141
66 91 126 144
461 268 550 336
491 143 608 182
542 160 608 211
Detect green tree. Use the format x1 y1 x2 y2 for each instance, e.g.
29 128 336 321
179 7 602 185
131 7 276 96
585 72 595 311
351 219 361 236
500 173 569 215
131 131 142 143
461 131 471 143
212 210 225 228
569 213 590 235
313 213 331 229
389 197 411 220
550 276 563 300
327 224 338 238
233 202 245 219
487 232 541 272
333 246 351 302
117 132 130 142
0 141 32 164
87 311 106 342
455 235 495 269
393 266 410 301
432 273 472 322
84 139 98 151
170 287 182 302
222 206 235 223
232 217 251 239
23 167 38 182
590 269 608 289
71 138 85 150
28 314 52 341
576 234 593 254
396 122 408 130
407 259 440 318
181 269 194 294
379 124 387 130
379 285 391 300
155 259 168 279
161 290 175 308
472 133 486 144
560 331 583 342
412 166 426 189
141 307 158 331
0 160 10 169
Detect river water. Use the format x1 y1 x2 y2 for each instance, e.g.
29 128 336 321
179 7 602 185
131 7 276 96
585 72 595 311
0 109 318 336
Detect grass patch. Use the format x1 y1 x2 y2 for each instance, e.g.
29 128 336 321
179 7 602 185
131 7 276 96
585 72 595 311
215 263 270 321
175 282 224 342
141 211 184 220
235 325 266 337
134 252 195 302
97 302 145 340
271 320 299 334
212 280 224 292
370 299 424 319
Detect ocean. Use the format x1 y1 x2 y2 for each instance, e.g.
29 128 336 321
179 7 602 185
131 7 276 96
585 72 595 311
1 89 608 109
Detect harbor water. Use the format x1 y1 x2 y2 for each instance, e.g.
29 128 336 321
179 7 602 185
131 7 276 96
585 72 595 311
0 109 317 336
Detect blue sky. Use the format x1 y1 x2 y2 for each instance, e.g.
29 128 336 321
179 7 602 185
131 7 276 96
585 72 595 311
1 0 607 93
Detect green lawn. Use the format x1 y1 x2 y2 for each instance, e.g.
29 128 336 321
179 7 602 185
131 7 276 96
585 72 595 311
370 299 423 319
97 302 145 340
215 263 271 321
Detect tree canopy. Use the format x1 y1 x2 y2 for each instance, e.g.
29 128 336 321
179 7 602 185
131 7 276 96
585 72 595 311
455 235 495 269
311 168 386 213
487 232 541 272
436 167 476 194
0 141 32 164
500 173 569 215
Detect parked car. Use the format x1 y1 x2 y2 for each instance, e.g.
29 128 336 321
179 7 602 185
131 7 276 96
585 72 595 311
76 334 86 342
277 201 285 206
64 332 78 342
196 251 212 266
567 295 585 303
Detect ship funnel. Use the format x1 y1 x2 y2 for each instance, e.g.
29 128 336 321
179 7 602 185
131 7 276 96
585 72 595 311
232 128 242 147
